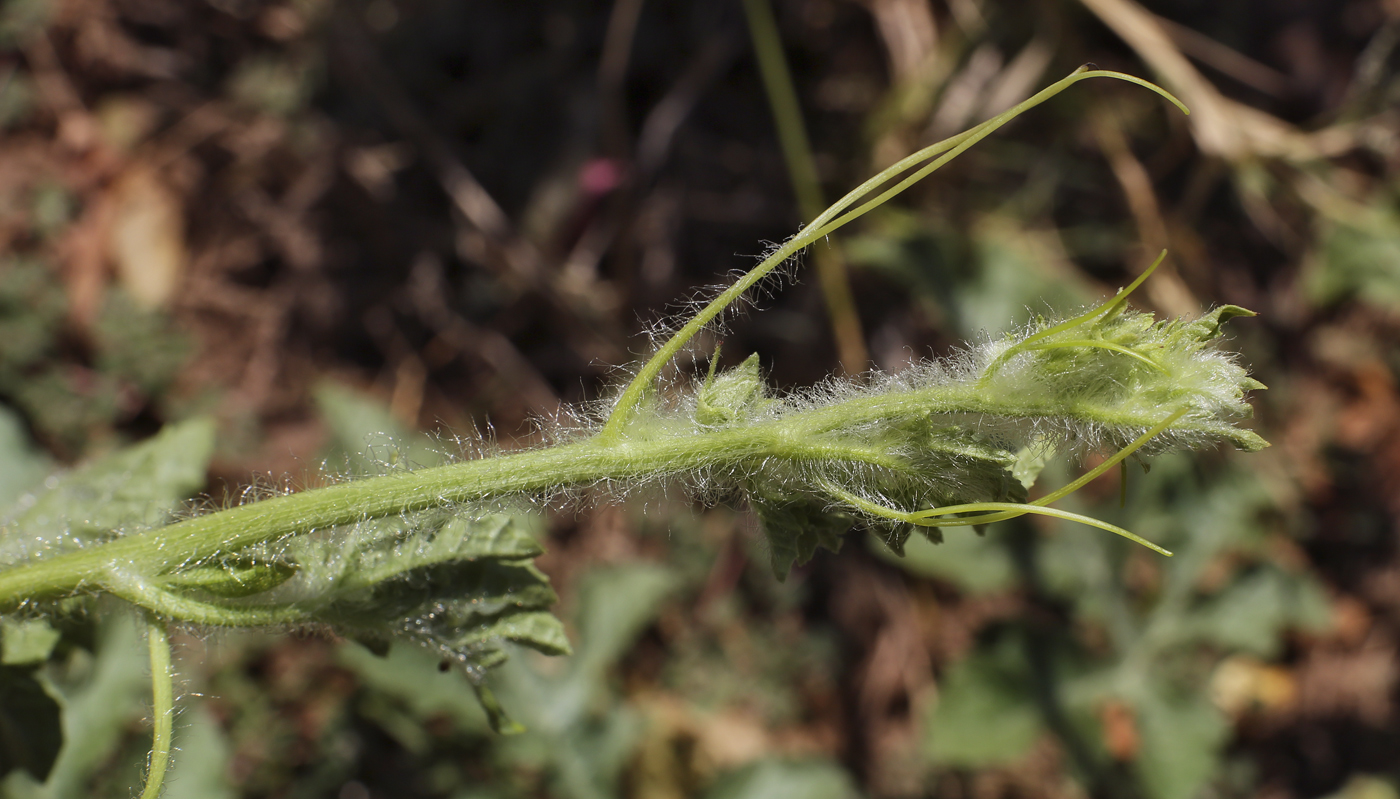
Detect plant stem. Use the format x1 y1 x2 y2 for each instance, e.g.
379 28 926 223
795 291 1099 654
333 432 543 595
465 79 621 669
139 615 173 799
107 569 310 627
0 379 1199 608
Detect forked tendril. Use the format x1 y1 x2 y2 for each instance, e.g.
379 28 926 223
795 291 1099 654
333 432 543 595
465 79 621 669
599 71 1187 439
825 407 1190 556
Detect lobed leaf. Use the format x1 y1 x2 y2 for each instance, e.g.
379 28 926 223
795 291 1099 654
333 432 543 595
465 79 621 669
1134 688 1231 799
748 487 852 582
192 511 573 675
4 612 151 799
0 619 60 666
0 418 215 568
0 405 50 515
923 635 1043 767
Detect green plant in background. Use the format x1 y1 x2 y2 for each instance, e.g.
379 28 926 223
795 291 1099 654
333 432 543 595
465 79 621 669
0 255 191 457
908 450 1331 799
0 68 1269 798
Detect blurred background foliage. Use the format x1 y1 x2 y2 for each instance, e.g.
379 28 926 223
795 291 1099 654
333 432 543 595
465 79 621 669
0 0 1398 797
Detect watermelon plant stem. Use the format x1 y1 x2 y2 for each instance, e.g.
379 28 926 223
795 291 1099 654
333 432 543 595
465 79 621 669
0 370 1229 608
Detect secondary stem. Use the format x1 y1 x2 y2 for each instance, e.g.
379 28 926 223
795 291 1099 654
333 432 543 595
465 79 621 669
597 69 1186 438
139 615 174 799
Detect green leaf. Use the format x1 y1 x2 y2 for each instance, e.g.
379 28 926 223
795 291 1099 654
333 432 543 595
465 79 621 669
436 609 571 671
702 758 860 799
1305 212 1400 310
748 486 852 582
1134 688 1230 799
1189 568 1333 658
343 513 545 586
0 418 216 566
0 666 62 782
572 564 678 672
314 382 443 474
36 612 150 799
1178 305 1256 343
0 620 60 666
294 404 568 690
287 512 569 672
0 404 50 515
160 704 235 799
924 636 1043 767
696 354 770 427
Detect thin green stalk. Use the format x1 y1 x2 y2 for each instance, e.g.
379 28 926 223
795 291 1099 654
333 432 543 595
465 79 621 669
1026 408 1187 508
106 570 310 627
803 79 1187 241
599 69 1187 438
741 0 822 222
0 436 749 605
888 407 1189 531
742 0 868 370
823 409 1189 556
823 478 1166 554
139 615 173 799
915 503 1168 558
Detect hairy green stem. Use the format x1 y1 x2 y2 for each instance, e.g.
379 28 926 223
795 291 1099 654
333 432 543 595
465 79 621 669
0 380 1194 608
139 615 173 799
